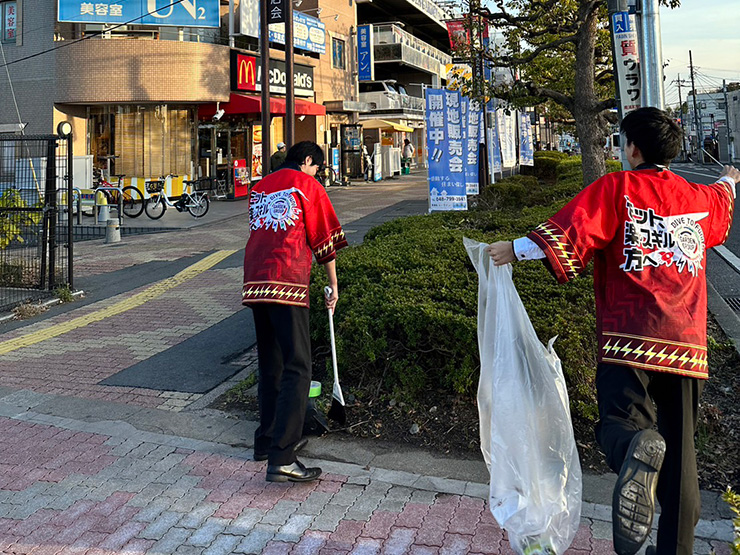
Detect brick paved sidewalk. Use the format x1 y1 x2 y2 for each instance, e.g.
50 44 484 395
0 172 735 554
0 407 733 555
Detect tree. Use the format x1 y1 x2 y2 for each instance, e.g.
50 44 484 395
452 0 679 186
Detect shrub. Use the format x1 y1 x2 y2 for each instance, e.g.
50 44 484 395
606 160 622 173
309 168 601 422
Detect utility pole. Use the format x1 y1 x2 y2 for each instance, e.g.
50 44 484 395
676 74 688 160
260 0 271 179
689 50 702 162
286 0 295 147
723 80 732 163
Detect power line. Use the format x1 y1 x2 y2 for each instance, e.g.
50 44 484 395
0 0 186 69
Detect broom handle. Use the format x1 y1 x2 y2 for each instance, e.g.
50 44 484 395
324 286 340 385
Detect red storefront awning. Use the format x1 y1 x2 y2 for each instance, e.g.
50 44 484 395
198 93 326 119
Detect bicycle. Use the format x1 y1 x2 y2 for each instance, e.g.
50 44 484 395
194 176 229 200
212 177 229 200
91 170 145 218
316 165 339 188
144 175 210 220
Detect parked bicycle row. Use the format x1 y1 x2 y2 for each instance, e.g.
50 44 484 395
85 172 228 221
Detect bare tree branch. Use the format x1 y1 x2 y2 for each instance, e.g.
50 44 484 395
483 34 577 66
520 82 575 112
594 69 613 82
594 97 617 113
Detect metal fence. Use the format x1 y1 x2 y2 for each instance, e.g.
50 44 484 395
0 134 74 312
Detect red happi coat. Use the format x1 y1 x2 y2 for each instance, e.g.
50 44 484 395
528 168 735 379
242 167 347 308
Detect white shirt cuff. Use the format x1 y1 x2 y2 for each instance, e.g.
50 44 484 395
513 237 546 260
717 176 736 199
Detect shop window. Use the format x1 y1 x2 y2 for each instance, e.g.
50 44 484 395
332 37 346 70
1 1 17 44
90 105 194 178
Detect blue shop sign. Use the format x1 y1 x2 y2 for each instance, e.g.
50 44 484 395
269 11 326 55
357 25 374 81
57 0 220 28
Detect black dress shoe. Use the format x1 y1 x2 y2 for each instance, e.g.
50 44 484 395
612 430 665 555
266 459 321 483
253 437 308 462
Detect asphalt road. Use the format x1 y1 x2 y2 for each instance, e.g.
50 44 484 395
672 163 740 301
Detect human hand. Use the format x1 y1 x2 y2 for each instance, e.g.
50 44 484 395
486 241 516 266
719 165 740 183
324 285 338 313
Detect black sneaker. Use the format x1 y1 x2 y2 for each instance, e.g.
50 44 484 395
612 430 665 555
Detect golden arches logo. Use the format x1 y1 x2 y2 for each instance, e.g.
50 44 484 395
238 56 256 90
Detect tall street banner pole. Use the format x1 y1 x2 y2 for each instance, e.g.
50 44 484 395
286 0 295 146
638 0 665 109
260 0 271 178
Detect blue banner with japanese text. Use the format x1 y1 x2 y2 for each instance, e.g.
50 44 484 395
426 88 467 212
464 99 482 194
487 102 502 174
57 0 220 28
357 25 374 81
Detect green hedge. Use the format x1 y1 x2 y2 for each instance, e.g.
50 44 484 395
309 156 610 422
523 150 570 180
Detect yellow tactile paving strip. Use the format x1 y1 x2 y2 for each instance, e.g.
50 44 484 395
0 250 236 356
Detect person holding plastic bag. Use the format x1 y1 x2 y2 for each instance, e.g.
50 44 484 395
465 238 582 555
488 107 739 555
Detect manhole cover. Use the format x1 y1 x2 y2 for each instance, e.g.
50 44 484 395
725 297 740 312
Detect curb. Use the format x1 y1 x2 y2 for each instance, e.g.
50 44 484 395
0 290 85 325
0 401 732 544
708 280 740 354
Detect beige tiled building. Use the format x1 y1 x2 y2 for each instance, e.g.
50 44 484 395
0 0 451 186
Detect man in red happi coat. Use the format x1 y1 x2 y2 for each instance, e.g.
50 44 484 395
488 107 738 555
243 141 347 483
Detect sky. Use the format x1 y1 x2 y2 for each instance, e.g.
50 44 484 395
660 0 740 107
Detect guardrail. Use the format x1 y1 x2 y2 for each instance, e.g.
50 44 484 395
93 186 123 226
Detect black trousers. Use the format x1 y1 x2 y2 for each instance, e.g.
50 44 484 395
251 304 312 466
595 363 704 555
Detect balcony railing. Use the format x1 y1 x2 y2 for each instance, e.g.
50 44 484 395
372 24 451 76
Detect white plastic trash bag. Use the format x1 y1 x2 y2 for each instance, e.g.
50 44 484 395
464 238 582 555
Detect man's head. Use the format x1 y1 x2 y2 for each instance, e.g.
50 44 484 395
620 107 683 167
286 141 325 177
277 142 286 151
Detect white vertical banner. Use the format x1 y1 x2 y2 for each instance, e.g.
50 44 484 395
498 110 517 168
239 0 260 37
611 11 642 115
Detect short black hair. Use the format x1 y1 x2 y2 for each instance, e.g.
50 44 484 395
285 141 325 167
619 107 683 165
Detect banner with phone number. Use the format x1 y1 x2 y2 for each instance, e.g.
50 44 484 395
426 88 467 212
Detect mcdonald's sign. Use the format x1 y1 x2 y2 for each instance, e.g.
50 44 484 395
234 54 258 91
230 50 315 97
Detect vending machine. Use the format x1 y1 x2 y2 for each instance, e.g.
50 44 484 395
340 124 363 179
